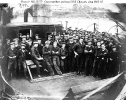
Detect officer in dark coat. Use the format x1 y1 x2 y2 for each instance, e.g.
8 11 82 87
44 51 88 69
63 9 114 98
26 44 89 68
43 41 55 76
6 42 17 81
31 41 43 78
66 37 75 72
73 38 85 74
108 45 119 77
84 41 94 76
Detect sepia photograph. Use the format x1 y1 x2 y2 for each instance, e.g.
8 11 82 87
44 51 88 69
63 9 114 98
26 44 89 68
0 0 126 100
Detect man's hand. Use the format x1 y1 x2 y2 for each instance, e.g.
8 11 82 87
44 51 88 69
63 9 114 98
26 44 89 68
89 50 92 52
74 51 78 56
61 56 66 59
56 52 59 54
13 56 16 58
9 56 13 59
110 58 113 61
38 57 43 60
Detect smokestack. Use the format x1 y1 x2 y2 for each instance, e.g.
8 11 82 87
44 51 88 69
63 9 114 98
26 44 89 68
32 4 52 23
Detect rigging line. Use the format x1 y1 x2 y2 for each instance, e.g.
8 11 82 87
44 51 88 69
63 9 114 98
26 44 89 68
103 12 126 31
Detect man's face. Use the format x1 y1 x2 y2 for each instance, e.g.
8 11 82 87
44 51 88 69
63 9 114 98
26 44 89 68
27 34 30 38
38 40 41 44
69 39 73 43
79 38 83 43
62 44 66 48
22 38 26 43
21 46 25 50
88 42 92 46
34 44 38 47
7 40 10 44
35 36 39 39
45 43 49 47
53 42 57 47
48 37 51 40
11 44 15 49
112 48 116 51
101 45 105 49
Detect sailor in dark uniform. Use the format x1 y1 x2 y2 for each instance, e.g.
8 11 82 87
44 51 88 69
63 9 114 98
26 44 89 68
98 44 108 79
66 37 75 72
6 42 17 80
108 45 119 77
18 43 28 78
37 38 43 56
31 41 43 78
3 39 10 56
43 41 55 76
73 38 85 74
84 41 94 76
20 36 31 60
52 41 62 75
60 42 67 73
91 41 101 77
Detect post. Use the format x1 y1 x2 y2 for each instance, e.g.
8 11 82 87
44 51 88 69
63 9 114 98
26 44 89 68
65 21 68 30
94 23 96 33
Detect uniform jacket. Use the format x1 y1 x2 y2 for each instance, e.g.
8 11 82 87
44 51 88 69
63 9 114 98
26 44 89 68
43 46 52 57
6 47 17 58
52 46 60 56
18 48 28 61
31 46 41 60
73 42 85 54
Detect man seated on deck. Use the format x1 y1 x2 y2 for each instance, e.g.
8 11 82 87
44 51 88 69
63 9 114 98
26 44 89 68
30 41 43 78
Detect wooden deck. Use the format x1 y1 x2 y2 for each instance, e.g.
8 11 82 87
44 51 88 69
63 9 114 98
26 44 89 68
9 73 98 100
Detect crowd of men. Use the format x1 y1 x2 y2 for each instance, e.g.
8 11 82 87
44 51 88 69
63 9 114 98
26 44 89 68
0 28 126 81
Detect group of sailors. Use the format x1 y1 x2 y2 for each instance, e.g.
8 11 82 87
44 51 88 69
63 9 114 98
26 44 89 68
0 29 125 81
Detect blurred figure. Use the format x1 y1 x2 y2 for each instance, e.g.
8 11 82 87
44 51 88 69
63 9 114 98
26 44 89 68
0 41 4 73
6 42 17 81
3 39 10 55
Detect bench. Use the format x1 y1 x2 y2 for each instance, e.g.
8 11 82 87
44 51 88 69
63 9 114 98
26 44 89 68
25 60 42 80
